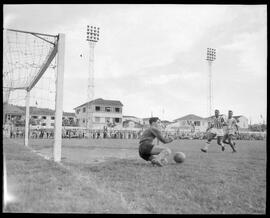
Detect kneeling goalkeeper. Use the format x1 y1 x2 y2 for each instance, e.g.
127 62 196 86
139 117 173 166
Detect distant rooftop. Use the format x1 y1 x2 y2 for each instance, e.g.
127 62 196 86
173 114 204 122
3 104 75 117
74 98 123 109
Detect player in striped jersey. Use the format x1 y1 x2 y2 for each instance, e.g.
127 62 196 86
222 110 238 152
201 109 225 152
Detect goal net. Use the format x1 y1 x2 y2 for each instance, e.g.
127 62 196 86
3 28 65 162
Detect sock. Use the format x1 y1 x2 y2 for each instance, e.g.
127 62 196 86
204 142 210 150
230 142 236 151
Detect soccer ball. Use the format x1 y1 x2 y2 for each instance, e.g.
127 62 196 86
174 152 186 163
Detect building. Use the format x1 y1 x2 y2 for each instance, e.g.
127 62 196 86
74 98 123 129
3 103 76 128
123 115 143 124
233 115 249 129
122 119 143 129
3 103 25 123
173 114 208 132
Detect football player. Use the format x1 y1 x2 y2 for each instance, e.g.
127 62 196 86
222 110 238 152
201 109 225 152
139 117 173 166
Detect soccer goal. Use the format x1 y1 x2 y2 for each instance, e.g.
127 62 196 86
3 28 65 162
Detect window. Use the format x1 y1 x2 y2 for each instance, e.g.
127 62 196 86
115 107 120 113
41 123 46 126
114 118 120 123
83 119 85 123
76 109 80 114
51 116 55 120
83 107 86 113
51 123 55 126
95 106 101 111
194 121 200 126
95 117 100 123
42 116 47 120
105 107 111 112
32 116 38 119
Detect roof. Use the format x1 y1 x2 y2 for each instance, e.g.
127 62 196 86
74 98 123 109
123 115 139 119
161 120 172 124
63 112 76 117
142 117 151 120
4 104 75 117
174 114 204 122
233 115 243 119
3 103 25 114
17 106 56 116
123 119 136 123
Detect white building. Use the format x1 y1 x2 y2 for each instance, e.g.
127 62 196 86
173 114 209 132
74 98 123 129
233 115 249 129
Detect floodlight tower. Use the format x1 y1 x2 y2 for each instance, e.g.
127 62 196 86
206 48 216 117
86 25 99 129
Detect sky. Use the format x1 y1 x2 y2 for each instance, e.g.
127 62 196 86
3 4 267 124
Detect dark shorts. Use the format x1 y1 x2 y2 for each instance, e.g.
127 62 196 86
139 143 154 161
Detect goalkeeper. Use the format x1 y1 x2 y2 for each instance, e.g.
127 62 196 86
139 117 173 166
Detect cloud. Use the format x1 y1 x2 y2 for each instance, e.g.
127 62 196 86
3 5 267 123
144 74 180 85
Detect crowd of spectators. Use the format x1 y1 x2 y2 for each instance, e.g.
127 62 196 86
61 129 143 139
3 125 266 141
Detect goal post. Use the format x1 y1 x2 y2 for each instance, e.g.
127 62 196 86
53 33 65 162
24 90 30 147
3 28 65 162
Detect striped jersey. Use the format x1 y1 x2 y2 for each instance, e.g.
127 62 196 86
210 116 225 129
226 117 237 130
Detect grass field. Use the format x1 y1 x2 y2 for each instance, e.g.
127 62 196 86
3 137 266 214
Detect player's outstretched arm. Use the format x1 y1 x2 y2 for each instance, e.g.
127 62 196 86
151 127 173 144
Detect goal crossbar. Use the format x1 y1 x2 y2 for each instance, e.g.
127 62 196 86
4 28 58 38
